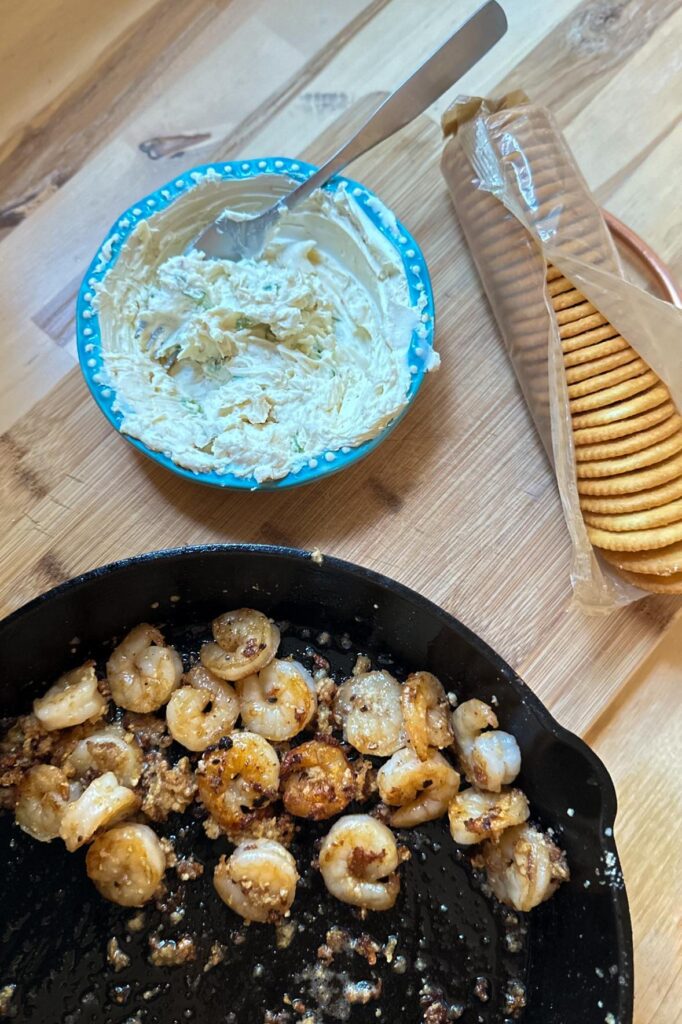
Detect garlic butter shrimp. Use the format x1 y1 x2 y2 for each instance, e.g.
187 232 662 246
107 625 182 713
334 672 406 757
448 787 529 845
166 665 240 752
196 731 280 831
237 659 316 742
200 609 280 682
15 764 71 841
214 839 298 922
280 738 355 820
33 662 107 732
401 672 453 761
59 771 139 852
477 823 570 911
319 814 401 911
377 747 460 827
452 699 521 792
63 724 143 787
86 823 166 906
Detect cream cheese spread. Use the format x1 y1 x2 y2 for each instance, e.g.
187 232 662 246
95 176 436 482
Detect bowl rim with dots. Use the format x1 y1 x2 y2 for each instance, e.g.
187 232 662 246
76 157 436 491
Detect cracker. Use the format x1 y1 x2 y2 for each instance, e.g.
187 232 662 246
493 258 538 288
569 369 658 414
561 337 630 366
533 195 594 224
480 235 531 263
612 567 682 594
577 431 682 478
555 239 603 263
575 414 682 461
579 474 682 514
577 450 682 495
572 401 676 444
559 313 611 339
555 301 600 326
563 337 630 365
552 288 588 311
507 299 548 321
589 518 682 551
475 226 518 259
571 384 671 429
561 326 622 354
566 348 640 383
529 175 575 197
548 276 575 298
567 358 648 398
503 299 548 323
583 499 682 532
600 540 682 576
546 265 563 282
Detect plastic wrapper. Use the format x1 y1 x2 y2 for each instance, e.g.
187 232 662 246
440 93 682 611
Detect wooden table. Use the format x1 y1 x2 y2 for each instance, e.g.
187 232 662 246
0 1 680 1020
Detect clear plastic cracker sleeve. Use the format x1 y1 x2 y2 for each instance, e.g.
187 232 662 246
440 94 682 611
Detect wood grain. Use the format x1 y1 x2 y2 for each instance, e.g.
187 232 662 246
0 0 228 228
0 2 680 1019
588 620 682 1024
0 0 378 232
495 0 679 125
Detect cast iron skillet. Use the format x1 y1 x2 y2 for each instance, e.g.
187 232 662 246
0 545 633 1023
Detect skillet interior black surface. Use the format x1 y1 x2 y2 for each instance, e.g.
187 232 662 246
0 545 632 1024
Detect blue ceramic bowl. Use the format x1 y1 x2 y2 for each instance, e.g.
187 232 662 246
76 158 435 490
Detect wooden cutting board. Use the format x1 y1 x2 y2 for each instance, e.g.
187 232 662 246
1 5 681 1019
0 95 678 741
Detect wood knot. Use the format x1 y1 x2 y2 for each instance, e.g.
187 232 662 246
139 132 212 160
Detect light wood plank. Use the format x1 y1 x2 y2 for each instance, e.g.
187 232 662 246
230 0 581 160
0 0 159 147
599 123 682 279
588 620 682 1024
0 0 376 231
565 5 682 194
494 0 678 125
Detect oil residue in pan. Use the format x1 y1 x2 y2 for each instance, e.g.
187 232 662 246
0 620 529 1023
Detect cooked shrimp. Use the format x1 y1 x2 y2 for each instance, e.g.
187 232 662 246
377 747 460 827
452 699 521 792
196 731 280 831
477 823 570 911
334 672 406 756
319 814 401 911
15 764 71 841
166 665 240 752
214 839 298 923
237 660 316 742
33 662 107 732
63 724 143 787
59 771 139 851
86 823 166 906
280 738 355 820
401 672 453 761
107 624 182 713
448 787 529 845
200 609 280 682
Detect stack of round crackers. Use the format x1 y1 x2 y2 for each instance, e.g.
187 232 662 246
548 265 682 594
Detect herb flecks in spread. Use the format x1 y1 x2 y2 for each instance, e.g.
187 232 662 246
95 182 433 482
